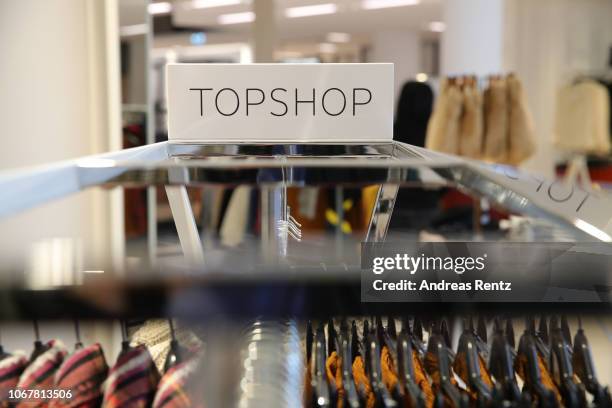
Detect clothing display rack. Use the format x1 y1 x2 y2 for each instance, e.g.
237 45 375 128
0 141 611 407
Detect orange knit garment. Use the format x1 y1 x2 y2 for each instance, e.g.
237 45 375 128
412 350 435 408
326 352 345 408
352 356 376 408
424 351 460 408
515 352 562 404
453 352 494 401
381 346 400 391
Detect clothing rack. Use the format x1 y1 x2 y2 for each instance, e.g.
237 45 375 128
1 316 609 408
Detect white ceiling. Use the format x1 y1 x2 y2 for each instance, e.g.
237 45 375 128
168 0 443 41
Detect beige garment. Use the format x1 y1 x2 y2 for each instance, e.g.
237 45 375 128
220 186 251 247
554 80 611 155
131 319 203 373
458 83 484 159
483 77 509 163
425 80 462 154
507 74 536 165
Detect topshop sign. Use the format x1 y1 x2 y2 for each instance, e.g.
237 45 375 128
166 63 394 142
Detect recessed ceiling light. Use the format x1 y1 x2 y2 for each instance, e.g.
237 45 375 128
415 73 428 82
327 32 351 43
361 0 419 10
285 3 338 18
428 21 446 32
190 0 242 9
148 2 172 14
218 11 255 24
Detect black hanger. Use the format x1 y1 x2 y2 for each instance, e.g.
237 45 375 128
539 315 549 344
164 318 187 372
351 320 361 363
477 316 488 343
455 328 492 406
73 319 83 350
548 317 584 408
489 318 521 402
516 324 557 408
410 317 427 358
532 316 550 363
307 321 314 363
378 317 404 403
364 328 397 407
560 317 572 348
387 316 397 340
337 319 360 408
426 331 463 408
397 326 426 408
312 323 331 407
572 317 607 406
30 320 50 363
506 318 516 349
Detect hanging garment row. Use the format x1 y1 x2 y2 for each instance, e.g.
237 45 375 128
305 317 612 408
426 74 536 165
0 320 202 408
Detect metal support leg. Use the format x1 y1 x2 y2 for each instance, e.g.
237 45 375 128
365 183 399 242
165 185 205 265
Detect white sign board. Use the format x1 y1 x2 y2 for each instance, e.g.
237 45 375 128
166 63 393 143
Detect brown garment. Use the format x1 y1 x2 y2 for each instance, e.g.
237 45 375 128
483 77 509 163
381 346 400 392
452 351 494 401
326 352 345 408
426 80 463 155
459 83 484 159
304 358 313 407
424 351 460 408
381 346 434 408
507 74 536 164
515 351 562 405
352 356 376 408
412 350 434 408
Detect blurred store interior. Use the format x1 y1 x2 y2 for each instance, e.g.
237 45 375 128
0 0 611 391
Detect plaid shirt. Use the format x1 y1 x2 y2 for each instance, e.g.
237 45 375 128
153 357 202 408
50 343 108 408
0 353 28 407
16 340 67 408
102 345 159 408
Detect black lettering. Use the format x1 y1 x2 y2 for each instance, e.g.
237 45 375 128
295 88 315 116
246 88 265 116
547 180 573 202
321 88 346 116
270 88 288 116
352 88 372 115
189 88 213 116
215 88 240 116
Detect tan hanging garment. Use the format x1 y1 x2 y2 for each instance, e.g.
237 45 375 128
458 80 484 159
554 80 611 155
483 77 509 163
507 74 536 165
426 79 462 155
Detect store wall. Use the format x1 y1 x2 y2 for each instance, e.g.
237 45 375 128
0 0 123 358
441 0 505 76
369 30 421 104
503 0 612 175
0 0 123 268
